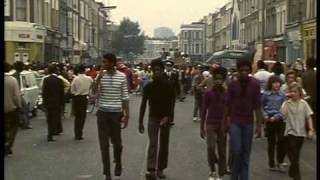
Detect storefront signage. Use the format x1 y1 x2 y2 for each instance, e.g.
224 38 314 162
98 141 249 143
19 34 30 38
288 30 301 41
292 41 301 50
37 35 43 39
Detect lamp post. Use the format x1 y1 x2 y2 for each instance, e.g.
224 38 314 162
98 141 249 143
123 35 138 65
97 6 116 57
261 0 265 61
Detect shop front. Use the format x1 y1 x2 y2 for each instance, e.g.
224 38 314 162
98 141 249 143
303 19 316 62
285 23 304 65
5 21 46 64
273 36 286 62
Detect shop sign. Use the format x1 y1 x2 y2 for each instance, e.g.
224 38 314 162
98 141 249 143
288 30 301 41
37 35 43 39
19 34 30 38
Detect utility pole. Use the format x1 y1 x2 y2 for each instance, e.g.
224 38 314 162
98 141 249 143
97 5 116 58
261 0 265 61
299 0 304 62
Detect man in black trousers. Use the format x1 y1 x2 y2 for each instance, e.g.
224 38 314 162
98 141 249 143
70 64 93 140
139 59 176 179
92 53 129 180
42 64 65 141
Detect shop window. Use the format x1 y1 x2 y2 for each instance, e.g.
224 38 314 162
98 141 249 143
307 39 316 59
17 42 29 49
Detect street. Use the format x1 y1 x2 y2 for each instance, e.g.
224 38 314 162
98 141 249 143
4 94 317 180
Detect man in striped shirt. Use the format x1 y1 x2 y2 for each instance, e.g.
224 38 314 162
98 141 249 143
92 53 129 180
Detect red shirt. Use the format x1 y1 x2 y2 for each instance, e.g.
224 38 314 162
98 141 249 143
86 70 97 79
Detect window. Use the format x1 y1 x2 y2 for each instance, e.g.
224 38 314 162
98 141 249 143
280 11 282 33
283 10 286 27
184 31 188 39
184 44 187 54
16 0 27 21
80 1 84 17
191 44 194 54
315 0 317 18
196 32 199 39
310 0 315 18
73 0 78 10
85 4 88 19
34 0 41 23
80 20 84 41
195 44 199 54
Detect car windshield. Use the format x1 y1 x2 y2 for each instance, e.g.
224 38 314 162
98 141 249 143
221 59 237 69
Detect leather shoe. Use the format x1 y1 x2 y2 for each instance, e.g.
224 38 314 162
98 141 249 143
47 137 56 142
114 163 122 177
157 170 166 179
145 172 157 180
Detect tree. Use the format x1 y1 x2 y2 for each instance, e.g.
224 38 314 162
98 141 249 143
112 18 145 60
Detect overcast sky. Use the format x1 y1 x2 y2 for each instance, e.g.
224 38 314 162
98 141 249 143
97 0 230 37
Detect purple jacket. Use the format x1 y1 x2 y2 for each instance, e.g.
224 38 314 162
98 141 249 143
201 89 227 128
227 77 261 124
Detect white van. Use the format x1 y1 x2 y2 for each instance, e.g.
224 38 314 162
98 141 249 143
19 71 40 113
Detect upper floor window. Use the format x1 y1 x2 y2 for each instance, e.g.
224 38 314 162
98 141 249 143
16 0 27 21
195 44 199 54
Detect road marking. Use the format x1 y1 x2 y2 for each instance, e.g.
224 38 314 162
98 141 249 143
76 174 93 178
140 141 149 180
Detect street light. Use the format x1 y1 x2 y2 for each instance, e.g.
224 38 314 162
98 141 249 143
123 35 139 65
98 6 117 11
97 6 117 58
261 0 265 61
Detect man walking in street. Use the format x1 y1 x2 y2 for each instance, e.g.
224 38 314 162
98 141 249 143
42 64 65 142
92 53 129 180
301 57 317 133
70 64 93 140
226 55 263 180
164 60 179 126
4 62 22 156
12 61 32 129
254 60 273 94
138 59 176 179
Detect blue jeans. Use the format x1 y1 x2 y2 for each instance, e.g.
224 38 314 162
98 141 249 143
230 121 254 180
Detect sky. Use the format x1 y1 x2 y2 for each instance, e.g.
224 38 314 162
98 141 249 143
97 0 230 37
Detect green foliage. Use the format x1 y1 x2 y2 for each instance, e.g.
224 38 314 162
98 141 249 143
111 17 145 58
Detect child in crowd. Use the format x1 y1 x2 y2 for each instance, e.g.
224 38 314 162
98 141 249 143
281 82 314 180
261 75 287 171
201 67 228 180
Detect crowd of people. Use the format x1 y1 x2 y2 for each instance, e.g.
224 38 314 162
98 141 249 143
4 52 317 180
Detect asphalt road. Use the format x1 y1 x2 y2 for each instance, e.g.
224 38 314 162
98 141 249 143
4 94 317 180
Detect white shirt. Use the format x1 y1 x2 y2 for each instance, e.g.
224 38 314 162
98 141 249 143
281 99 313 137
254 69 273 93
71 74 93 96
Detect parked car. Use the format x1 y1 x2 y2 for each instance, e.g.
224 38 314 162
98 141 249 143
19 71 41 116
